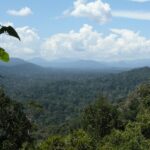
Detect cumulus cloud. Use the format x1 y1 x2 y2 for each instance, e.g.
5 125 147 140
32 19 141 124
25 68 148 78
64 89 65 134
7 7 32 16
41 24 150 61
63 0 111 24
0 22 14 26
0 24 40 59
1 23 150 61
112 10 150 21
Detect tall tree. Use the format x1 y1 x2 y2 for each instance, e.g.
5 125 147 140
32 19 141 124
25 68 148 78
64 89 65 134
81 97 120 139
0 89 32 150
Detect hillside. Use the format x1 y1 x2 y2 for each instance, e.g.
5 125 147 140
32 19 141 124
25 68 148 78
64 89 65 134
1 59 150 140
1 60 150 134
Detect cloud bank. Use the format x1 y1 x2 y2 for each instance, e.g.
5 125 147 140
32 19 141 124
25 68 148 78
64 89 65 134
42 24 150 61
0 24 40 59
1 23 150 61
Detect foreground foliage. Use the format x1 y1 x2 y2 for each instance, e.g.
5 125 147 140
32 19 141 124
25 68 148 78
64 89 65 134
1 66 150 139
1 76 150 149
37 83 150 150
0 89 32 150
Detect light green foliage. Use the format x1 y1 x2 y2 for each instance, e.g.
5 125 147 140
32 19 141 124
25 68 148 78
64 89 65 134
0 47 9 62
99 83 150 150
38 136 66 150
122 83 150 121
38 129 95 150
137 110 150 139
100 122 150 150
66 129 95 150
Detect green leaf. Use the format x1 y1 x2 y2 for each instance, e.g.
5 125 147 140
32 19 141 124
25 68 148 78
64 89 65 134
0 26 20 40
0 47 10 62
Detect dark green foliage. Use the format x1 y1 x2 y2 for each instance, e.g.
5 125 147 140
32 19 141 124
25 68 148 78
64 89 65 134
98 83 150 149
0 66 150 138
0 25 20 40
37 83 150 149
81 97 120 139
1 65 150 148
0 89 32 150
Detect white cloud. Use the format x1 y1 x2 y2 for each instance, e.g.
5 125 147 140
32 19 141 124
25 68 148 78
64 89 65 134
63 0 111 24
41 24 150 61
0 25 40 59
131 0 150 3
1 23 150 62
0 22 14 26
112 10 150 21
7 7 32 16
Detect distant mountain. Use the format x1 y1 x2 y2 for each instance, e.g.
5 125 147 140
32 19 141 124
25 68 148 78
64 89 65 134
0 58 46 77
110 59 150 68
28 57 51 67
1 59 150 134
29 57 150 70
0 58 27 67
29 58 109 69
49 59 111 70
2 57 150 75
29 58 126 73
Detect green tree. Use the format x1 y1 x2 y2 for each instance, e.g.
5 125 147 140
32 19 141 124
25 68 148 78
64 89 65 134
66 129 95 150
81 97 120 140
0 89 32 150
100 122 150 150
38 135 66 150
38 129 95 150
136 91 150 139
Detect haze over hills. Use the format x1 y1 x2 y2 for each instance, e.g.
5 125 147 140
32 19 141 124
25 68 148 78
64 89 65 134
1 57 150 104
0 57 126 73
1 57 150 141
29 57 150 69
0 58 47 77
1 57 150 75
29 57 115 70
0 58 27 67
1 59 150 130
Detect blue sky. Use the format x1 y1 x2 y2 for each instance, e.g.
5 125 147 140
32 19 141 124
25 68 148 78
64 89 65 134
0 0 150 61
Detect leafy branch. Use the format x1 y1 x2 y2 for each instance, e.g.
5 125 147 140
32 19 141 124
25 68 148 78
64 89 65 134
0 25 20 62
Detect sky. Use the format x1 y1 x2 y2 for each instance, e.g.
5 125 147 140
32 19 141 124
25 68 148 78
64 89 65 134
0 0 150 62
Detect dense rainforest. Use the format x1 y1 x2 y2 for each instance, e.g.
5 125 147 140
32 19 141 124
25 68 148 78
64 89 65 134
1 60 150 149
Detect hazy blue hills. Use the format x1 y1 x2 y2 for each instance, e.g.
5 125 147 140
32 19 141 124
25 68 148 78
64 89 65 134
0 58 27 67
0 57 127 74
0 58 47 77
29 57 150 70
1 57 150 76
0 57 150 103
1 58 150 133
29 57 119 70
